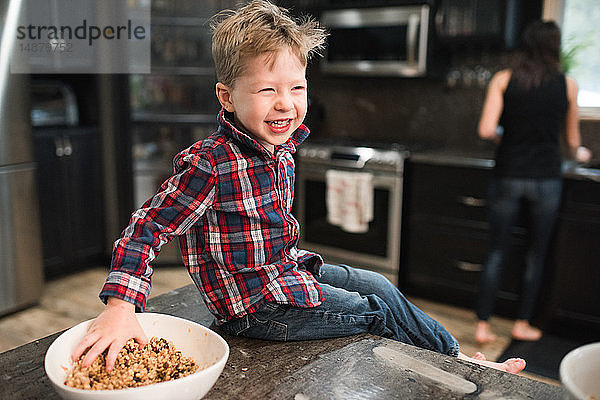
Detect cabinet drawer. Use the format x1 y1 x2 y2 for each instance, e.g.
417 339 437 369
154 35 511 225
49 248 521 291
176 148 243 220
406 162 490 223
561 178 600 219
405 219 524 299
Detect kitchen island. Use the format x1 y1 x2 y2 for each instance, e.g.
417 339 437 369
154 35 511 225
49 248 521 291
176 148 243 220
1 283 565 399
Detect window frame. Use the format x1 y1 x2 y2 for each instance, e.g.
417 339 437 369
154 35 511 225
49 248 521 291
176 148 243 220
543 0 600 120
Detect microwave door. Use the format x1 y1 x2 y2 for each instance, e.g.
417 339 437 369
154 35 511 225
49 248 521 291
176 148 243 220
320 5 429 77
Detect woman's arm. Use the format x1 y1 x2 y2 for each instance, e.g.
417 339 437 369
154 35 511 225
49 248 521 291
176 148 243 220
565 76 592 162
478 69 511 141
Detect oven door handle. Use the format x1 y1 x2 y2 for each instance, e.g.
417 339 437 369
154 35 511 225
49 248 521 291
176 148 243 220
297 169 400 188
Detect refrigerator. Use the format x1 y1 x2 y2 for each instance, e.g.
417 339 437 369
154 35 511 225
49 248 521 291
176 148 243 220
0 0 44 315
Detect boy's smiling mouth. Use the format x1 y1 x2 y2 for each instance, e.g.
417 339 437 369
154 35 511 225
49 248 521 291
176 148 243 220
267 118 292 132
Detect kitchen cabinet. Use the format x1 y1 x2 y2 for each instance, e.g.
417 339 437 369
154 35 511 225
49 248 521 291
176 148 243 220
403 156 600 335
128 1 243 263
545 177 600 340
401 158 528 317
435 0 543 49
33 127 105 278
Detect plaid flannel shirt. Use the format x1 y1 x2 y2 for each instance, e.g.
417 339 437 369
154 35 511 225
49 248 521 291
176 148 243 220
100 109 324 322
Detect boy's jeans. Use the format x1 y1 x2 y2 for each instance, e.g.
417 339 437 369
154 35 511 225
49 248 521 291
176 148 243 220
218 264 460 357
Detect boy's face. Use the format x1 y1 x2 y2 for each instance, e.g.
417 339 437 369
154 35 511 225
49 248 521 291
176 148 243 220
216 47 308 153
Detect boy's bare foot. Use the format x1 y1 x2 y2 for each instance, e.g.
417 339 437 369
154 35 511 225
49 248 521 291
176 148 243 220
458 353 526 374
475 321 497 344
512 320 542 341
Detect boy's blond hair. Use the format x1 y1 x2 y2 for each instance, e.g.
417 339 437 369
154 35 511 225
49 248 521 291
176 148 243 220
211 0 327 87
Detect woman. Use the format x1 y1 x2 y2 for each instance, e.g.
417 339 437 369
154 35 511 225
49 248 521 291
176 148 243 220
475 20 591 344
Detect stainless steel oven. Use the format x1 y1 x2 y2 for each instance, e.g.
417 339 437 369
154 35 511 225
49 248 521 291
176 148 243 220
295 144 408 285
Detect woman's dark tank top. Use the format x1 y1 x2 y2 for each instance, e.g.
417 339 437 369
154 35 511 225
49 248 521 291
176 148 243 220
494 73 568 178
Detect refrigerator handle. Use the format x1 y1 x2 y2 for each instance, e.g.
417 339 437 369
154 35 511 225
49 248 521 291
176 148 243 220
54 136 64 157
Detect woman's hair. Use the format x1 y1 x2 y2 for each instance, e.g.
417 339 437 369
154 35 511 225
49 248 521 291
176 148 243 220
211 0 327 88
511 20 562 90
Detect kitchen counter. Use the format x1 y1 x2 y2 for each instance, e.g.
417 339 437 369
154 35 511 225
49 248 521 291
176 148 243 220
0 284 566 399
410 148 495 169
405 148 600 340
410 148 600 181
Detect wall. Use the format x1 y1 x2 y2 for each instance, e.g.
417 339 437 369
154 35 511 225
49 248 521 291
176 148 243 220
581 120 600 156
306 65 488 151
306 59 600 157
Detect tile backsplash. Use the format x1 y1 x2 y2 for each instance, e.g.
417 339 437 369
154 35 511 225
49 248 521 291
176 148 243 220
306 66 488 150
305 60 600 159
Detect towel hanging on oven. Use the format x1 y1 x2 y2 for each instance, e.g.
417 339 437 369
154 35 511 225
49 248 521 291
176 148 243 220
325 170 374 233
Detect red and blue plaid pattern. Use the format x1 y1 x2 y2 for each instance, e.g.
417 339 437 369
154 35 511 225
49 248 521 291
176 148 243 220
100 109 323 321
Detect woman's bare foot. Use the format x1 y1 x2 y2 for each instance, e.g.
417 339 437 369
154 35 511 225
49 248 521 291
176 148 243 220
458 352 526 374
475 321 497 344
512 320 542 341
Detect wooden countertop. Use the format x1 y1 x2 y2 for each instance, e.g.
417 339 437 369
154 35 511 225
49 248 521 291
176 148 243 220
0 284 566 399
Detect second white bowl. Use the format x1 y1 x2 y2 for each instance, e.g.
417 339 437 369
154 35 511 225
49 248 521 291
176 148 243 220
560 342 600 400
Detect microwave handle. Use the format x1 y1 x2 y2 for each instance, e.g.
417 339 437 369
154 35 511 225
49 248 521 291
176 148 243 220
407 13 419 65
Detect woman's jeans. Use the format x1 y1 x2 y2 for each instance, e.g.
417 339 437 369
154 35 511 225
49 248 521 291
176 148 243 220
218 263 460 357
477 177 562 321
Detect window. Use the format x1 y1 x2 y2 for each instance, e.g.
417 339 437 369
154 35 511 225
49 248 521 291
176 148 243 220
561 0 600 117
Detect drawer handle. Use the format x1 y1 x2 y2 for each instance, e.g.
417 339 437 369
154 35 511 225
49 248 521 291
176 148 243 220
457 196 486 207
54 137 64 157
455 260 483 272
63 136 72 156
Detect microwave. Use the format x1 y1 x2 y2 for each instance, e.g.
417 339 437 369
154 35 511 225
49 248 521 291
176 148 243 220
320 5 430 77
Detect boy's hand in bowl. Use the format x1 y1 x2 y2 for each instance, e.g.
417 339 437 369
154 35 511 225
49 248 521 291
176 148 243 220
71 297 148 372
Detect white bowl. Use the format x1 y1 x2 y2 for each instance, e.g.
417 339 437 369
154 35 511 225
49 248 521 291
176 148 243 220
45 312 229 400
560 342 600 400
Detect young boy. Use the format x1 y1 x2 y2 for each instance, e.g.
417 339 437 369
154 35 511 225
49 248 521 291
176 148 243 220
73 0 525 374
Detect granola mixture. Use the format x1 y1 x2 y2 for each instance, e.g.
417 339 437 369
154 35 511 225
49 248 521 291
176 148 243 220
65 337 200 390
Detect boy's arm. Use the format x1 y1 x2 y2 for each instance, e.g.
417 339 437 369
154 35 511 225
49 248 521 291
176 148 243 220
71 297 147 371
101 153 217 311
74 153 216 369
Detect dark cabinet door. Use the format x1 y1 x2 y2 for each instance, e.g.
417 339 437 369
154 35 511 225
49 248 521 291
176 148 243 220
33 127 105 278
436 0 544 49
33 129 70 270
406 218 525 313
65 128 105 264
546 179 600 340
407 163 490 226
402 160 527 317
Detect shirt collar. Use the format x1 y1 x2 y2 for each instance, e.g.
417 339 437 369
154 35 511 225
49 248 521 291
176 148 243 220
217 108 309 159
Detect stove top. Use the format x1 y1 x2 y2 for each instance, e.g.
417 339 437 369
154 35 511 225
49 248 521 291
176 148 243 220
298 143 409 172
302 136 438 153
298 137 440 172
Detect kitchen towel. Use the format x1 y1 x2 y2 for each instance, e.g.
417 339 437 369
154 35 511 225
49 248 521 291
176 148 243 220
326 169 374 233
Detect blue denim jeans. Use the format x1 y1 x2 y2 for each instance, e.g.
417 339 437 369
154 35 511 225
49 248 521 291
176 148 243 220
218 264 460 357
477 177 562 321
